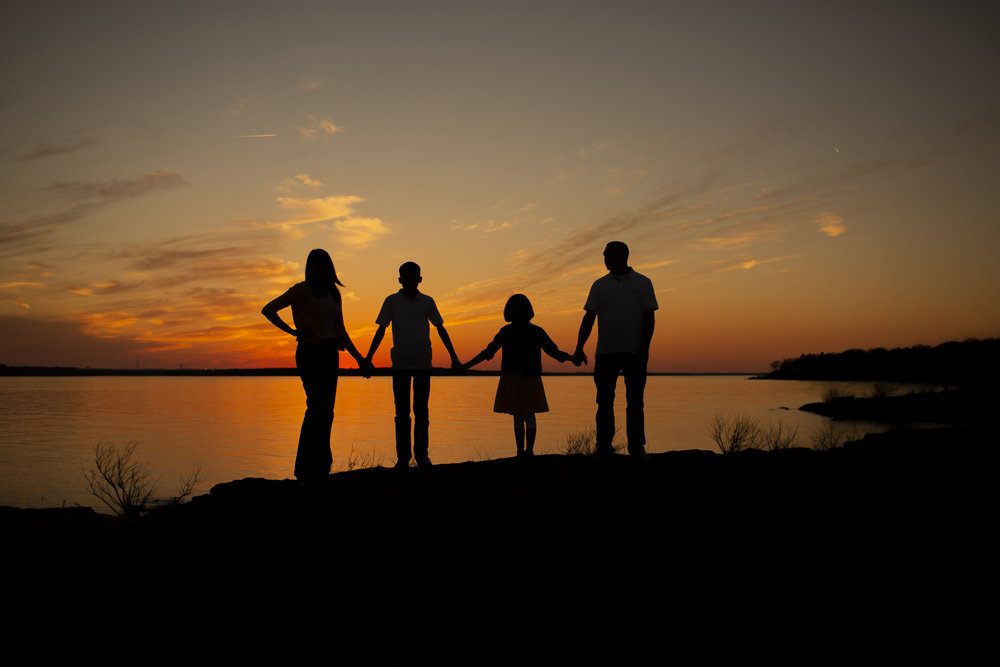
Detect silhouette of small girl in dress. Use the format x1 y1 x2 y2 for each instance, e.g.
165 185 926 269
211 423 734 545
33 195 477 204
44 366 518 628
462 294 572 457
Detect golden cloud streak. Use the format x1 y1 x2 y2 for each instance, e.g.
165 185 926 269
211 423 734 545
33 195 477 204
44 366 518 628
817 213 847 237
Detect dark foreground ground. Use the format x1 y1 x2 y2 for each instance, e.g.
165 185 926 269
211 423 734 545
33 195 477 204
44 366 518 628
5 428 992 659
5 426 989 614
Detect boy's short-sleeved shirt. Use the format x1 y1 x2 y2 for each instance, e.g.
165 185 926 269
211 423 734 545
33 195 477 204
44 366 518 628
376 291 444 369
584 268 658 355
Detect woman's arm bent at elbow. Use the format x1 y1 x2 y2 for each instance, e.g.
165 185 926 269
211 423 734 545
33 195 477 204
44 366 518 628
262 297 297 338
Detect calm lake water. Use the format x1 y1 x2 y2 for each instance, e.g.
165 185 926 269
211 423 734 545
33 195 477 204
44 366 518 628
0 375 895 510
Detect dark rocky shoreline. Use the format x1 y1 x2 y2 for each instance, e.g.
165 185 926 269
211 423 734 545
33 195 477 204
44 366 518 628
800 387 994 426
5 426 989 659
6 426 986 598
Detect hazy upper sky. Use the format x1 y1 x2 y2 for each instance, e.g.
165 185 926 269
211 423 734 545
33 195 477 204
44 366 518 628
2 0 998 371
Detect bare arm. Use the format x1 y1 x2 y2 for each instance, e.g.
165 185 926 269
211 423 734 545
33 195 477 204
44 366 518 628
365 324 387 364
333 307 373 378
461 349 492 371
640 309 655 360
262 298 296 338
462 330 504 371
572 310 597 366
434 322 462 369
540 330 571 363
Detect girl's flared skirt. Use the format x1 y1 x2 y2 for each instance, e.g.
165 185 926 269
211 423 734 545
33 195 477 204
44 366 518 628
493 372 549 415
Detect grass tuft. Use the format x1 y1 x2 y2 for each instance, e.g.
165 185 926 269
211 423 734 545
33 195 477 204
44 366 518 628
336 444 384 471
562 425 625 455
709 415 799 453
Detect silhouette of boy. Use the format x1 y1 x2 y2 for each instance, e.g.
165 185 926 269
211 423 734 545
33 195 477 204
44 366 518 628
572 241 658 456
366 261 461 467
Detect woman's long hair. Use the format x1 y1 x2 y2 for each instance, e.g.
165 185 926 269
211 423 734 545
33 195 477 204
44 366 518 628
305 248 344 298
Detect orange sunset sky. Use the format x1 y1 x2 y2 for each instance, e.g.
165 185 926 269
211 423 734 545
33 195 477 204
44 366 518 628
2 1 998 372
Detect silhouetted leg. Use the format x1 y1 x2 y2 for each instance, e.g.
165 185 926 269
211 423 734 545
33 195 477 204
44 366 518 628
412 371 431 464
525 413 536 456
295 341 338 481
623 353 648 455
594 354 621 455
392 372 412 466
513 415 525 456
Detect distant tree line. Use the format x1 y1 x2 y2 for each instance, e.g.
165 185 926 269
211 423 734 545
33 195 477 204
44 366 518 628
762 338 1000 385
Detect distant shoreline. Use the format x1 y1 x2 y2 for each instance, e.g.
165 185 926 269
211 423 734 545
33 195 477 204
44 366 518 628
0 366 759 378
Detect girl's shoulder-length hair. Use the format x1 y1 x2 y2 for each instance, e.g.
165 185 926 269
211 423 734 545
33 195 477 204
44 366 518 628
503 293 534 322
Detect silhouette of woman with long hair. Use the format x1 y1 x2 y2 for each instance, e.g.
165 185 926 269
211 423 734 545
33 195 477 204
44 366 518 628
262 249 372 482
462 294 572 457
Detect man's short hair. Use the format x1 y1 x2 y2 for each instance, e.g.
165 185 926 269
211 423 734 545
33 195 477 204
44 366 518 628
605 241 629 257
399 261 421 275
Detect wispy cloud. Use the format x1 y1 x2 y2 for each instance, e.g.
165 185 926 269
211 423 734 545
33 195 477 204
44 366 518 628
299 75 325 92
66 280 140 296
690 232 759 249
816 213 846 237
245 177 390 246
115 238 299 286
296 114 341 140
18 136 96 160
292 174 322 188
119 244 242 272
231 96 250 116
16 259 53 279
276 195 365 225
635 259 680 271
1 170 188 254
1 280 45 289
49 169 187 202
0 314 151 367
333 217 390 246
278 174 323 191
238 133 278 138
449 200 546 236
754 185 790 200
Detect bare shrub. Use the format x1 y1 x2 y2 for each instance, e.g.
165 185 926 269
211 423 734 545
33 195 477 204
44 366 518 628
171 463 203 505
336 445 384 471
83 441 158 518
563 426 624 455
84 442 204 515
810 421 861 450
761 420 798 451
709 414 762 454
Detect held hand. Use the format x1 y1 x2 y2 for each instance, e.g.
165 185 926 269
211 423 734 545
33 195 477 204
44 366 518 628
571 350 587 366
450 358 464 373
359 358 374 379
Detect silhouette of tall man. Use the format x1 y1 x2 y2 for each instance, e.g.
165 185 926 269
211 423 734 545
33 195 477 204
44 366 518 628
573 241 658 456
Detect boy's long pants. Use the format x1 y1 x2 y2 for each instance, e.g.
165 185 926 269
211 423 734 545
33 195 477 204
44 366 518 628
392 370 430 464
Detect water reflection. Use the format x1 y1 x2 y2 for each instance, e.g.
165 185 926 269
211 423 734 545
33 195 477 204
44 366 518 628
0 376 895 509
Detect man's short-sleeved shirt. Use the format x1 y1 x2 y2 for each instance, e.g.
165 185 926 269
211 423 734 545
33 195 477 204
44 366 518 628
584 268 658 355
376 291 444 369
